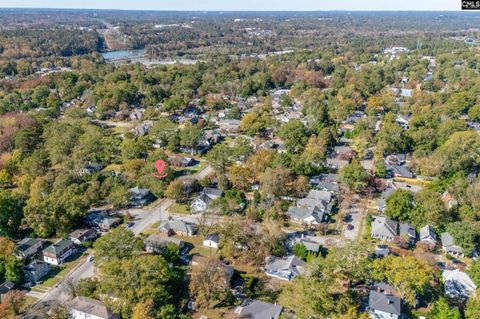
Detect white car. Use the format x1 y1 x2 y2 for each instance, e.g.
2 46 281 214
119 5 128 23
87 255 94 262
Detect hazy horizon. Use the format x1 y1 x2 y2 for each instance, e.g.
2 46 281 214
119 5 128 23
0 0 461 11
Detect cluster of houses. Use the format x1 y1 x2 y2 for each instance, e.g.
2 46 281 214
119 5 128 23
287 189 333 227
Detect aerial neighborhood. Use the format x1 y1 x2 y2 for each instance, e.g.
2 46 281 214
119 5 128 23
0 5 479 319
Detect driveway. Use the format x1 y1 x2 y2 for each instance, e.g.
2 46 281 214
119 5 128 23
342 203 363 241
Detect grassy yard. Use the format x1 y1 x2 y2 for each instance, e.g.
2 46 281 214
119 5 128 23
33 252 86 290
169 203 190 215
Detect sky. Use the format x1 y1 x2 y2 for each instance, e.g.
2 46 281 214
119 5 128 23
0 0 462 11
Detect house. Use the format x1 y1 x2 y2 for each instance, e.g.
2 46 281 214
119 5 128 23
86 105 97 114
385 154 406 166
399 223 416 243
203 234 220 249
292 237 321 254
129 187 154 207
419 225 437 246
441 232 464 257
442 269 477 299
69 296 116 319
191 187 224 213
264 255 305 281
287 206 326 226
234 299 282 319
43 239 76 265
134 121 154 136
368 289 402 319
371 216 398 241
14 238 43 260
218 119 241 133
159 219 197 237
389 165 413 179
97 217 120 232
376 188 397 212
0 282 14 303
325 158 349 170
144 234 185 253
169 156 193 167
25 260 50 285
69 229 97 245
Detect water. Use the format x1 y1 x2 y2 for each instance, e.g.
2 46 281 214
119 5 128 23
101 49 145 60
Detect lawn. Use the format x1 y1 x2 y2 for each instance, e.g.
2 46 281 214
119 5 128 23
33 252 86 289
169 203 190 215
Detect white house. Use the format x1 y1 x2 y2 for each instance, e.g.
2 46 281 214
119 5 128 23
203 234 220 249
368 290 401 319
69 296 116 319
43 239 76 266
442 269 477 299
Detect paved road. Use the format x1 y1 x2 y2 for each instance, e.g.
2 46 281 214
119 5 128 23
28 199 173 307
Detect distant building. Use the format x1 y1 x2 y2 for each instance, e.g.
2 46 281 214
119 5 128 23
69 296 116 319
43 239 76 265
264 255 305 281
399 223 416 243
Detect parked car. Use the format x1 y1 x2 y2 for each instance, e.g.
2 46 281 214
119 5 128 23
126 222 135 228
87 255 94 262
346 224 354 230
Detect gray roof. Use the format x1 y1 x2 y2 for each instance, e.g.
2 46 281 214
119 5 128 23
203 187 224 199
371 216 398 239
0 281 14 295
16 238 42 253
236 300 282 319
25 260 50 273
144 234 184 247
368 290 401 315
204 234 220 243
305 190 332 202
69 296 113 319
419 225 436 242
441 232 463 254
43 239 74 257
160 220 197 235
390 165 413 178
294 238 321 253
287 207 324 224
265 255 305 279
399 223 416 240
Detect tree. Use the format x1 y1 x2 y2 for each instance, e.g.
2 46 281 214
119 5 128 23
189 257 231 309
259 166 294 197
410 189 447 228
179 123 203 154
384 189 414 222
93 228 143 265
351 137 368 159
468 262 480 287
371 255 436 307
132 300 156 319
96 254 181 318
278 119 309 153
465 290 480 319
165 179 186 203
445 222 477 257
339 160 369 193
434 131 480 175
0 190 24 239
292 243 308 260
430 298 461 319
207 143 232 174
